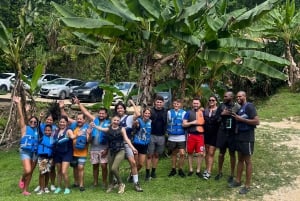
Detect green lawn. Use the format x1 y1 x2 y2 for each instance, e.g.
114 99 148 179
1 87 300 201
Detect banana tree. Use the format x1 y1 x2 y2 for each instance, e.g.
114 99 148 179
249 0 300 88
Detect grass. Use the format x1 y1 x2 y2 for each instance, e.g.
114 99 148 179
1 87 300 200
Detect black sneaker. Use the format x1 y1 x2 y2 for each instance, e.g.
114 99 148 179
134 182 143 192
228 181 242 188
239 187 250 194
178 169 186 178
227 176 234 183
72 184 79 188
79 186 85 192
151 172 156 179
187 171 193 176
215 173 223 180
168 169 177 177
195 172 202 178
127 174 133 183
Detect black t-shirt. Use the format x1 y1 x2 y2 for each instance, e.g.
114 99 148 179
150 108 167 136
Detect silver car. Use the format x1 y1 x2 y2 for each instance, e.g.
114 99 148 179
0 73 15 92
39 78 83 99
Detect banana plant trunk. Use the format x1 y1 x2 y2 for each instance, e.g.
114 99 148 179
285 43 299 87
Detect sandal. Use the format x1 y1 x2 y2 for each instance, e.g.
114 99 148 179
19 178 25 189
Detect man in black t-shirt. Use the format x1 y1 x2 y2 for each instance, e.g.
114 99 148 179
145 95 167 181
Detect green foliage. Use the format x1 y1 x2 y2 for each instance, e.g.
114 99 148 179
98 83 123 113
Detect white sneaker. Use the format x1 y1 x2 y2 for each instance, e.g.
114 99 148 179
50 185 56 191
44 187 50 193
34 186 40 192
36 190 44 195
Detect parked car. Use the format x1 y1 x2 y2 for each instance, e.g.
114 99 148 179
39 78 83 99
27 73 61 86
112 82 137 105
0 73 15 92
71 81 103 103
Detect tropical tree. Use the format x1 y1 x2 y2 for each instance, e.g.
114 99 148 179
250 0 300 88
52 0 288 105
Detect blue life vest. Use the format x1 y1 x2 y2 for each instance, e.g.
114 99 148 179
92 118 110 144
69 122 89 150
53 129 70 153
37 135 54 156
167 109 185 135
20 126 39 152
133 118 151 145
119 115 133 139
237 103 253 132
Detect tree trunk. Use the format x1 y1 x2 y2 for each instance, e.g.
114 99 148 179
285 43 299 87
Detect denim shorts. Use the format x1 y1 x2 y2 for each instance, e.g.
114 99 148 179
20 149 38 161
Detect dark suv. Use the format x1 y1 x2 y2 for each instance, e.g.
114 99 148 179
71 81 103 102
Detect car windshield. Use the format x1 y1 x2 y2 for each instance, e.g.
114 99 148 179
48 78 69 85
0 73 12 79
115 82 132 90
81 82 98 88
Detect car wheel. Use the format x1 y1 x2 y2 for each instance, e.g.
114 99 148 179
59 91 66 100
0 85 8 92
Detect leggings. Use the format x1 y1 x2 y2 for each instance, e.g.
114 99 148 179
108 150 125 184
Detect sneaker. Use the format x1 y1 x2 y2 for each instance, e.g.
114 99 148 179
145 176 151 181
22 191 31 196
215 173 223 180
127 174 133 183
168 169 177 177
36 190 44 195
118 183 125 194
19 178 25 189
44 187 50 193
50 185 56 191
64 188 71 194
150 172 156 179
187 171 193 176
202 170 208 177
54 187 62 194
113 178 119 189
134 182 143 192
196 172 202 178
79 186 85 192
203 172 211 180
228 181 242 188
72 184 79 188
227 176 234 183
34 185 41 192
178 169 186 178
106 184 114 193
239 186 250 194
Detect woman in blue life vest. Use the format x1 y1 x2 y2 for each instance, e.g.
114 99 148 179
14 96 39 196
52 116 76 195
91 115 137 194
36 124 54 195
132 108 151 175
34 113 57 193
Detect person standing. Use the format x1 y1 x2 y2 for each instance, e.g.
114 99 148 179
92 115 138 194
114 100 143 192
203 95 220 180
14 96 39 196
72 97 109 189
229 91 259 194
167 99 186 178
146 95 168 180
182 97 205 178
215 91 240 183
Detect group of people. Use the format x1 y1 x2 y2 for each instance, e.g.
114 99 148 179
15 90 259 196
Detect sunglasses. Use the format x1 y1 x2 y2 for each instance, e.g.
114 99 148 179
29 120 37 124
209 99 216 102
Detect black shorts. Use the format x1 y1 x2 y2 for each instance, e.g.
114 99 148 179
216 132 236 152
167 141 186 151
236 141 254 155
133 143 148 155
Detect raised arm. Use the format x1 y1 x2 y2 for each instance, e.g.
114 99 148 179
59 100 76 123
90 122 109 132
14 96 26 136
129 99 141 120
73 97 95 121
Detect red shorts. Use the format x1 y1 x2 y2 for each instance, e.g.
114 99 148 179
187 134 205 154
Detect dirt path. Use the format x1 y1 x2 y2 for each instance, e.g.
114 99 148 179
260 121 300 201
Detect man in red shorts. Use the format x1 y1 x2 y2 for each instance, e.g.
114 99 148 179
183 97 205 178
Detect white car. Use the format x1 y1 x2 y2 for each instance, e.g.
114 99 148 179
112 82 137 105
0 73 15 92
39 78 83 99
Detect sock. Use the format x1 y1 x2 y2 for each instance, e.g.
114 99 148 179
146 169 150 177
132 174 138 183
151 168 156 174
